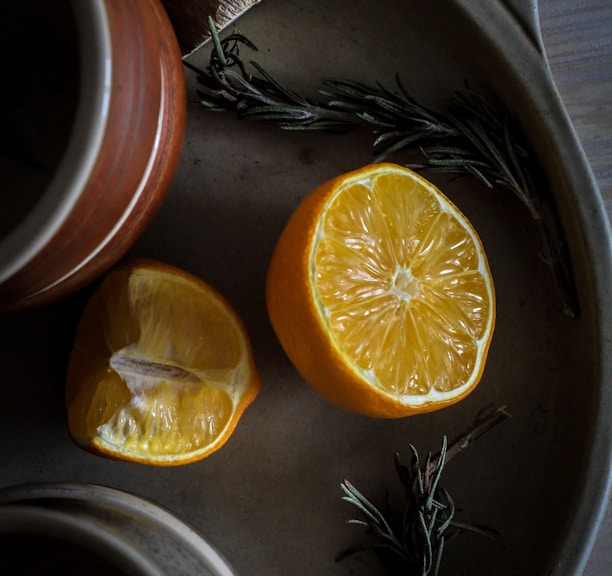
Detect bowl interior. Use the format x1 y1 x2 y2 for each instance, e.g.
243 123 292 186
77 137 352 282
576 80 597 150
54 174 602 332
0 3 78 240
0 0 107 283
0 505 155 576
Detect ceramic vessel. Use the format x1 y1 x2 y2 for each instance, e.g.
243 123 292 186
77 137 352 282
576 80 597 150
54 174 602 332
0 0 186 313
0 483 237 576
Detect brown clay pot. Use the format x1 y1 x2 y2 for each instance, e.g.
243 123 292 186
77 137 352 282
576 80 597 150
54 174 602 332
0 0 186 314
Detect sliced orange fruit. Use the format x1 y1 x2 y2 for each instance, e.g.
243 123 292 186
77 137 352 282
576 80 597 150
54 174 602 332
66 258 260 465
266 162 495 418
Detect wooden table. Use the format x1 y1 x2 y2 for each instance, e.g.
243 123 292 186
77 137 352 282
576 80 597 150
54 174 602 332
538 1 612 573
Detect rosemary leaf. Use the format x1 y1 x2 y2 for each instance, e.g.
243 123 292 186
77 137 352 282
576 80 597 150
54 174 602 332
425 437 447 510
250 61 310 106
434 487 455 538
338 406 509 575
186 18 580 316
341 480 395 536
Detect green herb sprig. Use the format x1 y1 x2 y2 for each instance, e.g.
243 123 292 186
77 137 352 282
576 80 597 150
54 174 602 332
338 405 510 575
185 17 578 317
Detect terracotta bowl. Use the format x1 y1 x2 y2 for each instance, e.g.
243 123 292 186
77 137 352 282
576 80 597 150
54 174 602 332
0 0 186 313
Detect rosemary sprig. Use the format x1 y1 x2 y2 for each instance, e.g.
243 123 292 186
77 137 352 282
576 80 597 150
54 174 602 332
338 405 510 575
186 18 579 316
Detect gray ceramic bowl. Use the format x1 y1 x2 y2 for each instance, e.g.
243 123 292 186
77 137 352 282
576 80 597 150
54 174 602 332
0 483 237 576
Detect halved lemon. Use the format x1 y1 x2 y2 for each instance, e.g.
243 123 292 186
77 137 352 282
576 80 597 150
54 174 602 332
66 258 260 465
266 163 495 417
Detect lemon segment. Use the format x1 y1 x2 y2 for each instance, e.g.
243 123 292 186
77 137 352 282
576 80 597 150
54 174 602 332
66 259 260 465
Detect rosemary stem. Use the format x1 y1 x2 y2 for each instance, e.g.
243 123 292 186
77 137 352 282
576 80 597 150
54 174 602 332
187 17 580 317
434 405 511 467
340 405 509 574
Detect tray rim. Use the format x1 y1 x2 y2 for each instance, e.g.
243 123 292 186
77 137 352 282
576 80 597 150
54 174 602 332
451 1 612 573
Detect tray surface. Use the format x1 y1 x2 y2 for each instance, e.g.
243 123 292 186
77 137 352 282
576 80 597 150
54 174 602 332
1 1 611 575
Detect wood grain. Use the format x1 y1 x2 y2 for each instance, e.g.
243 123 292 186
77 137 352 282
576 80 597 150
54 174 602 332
538 0 612 222
538 2 612 574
